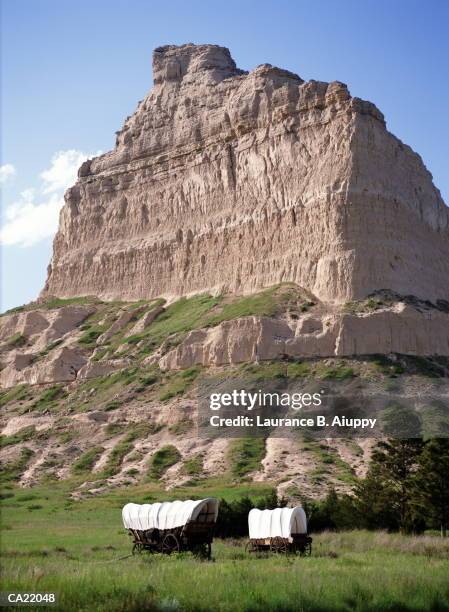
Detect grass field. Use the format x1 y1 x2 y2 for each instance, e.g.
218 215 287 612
2 483 449 611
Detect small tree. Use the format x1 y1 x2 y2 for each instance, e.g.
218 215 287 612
302 488 359 532
353 439 423 532
353 463 399 530
415 439 449 537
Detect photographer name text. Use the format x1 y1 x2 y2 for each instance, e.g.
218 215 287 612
209 415 377 429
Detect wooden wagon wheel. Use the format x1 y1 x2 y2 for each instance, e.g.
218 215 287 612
162 533 180 555
132 542 143 555
270 537 288 554
245 540 257 554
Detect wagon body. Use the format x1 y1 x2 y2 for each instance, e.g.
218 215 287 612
246 507 312 555
122 498 219 558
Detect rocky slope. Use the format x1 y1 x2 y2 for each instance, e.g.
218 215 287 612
2 285 449 389
2 286 449 499
42 44 449 305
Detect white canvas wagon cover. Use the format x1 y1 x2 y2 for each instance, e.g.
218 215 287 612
122 498 219 531
248 507 307 540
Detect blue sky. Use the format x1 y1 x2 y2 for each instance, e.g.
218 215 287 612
1 0 448 312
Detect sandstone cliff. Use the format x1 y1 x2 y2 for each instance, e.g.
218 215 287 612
42 44 449 305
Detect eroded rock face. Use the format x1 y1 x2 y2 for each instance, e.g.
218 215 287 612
0 305 94 387
0 306 94 351
42 43 449 305
0 346 87 387
159 305 449 370
1 292 448 389
77 359 131 380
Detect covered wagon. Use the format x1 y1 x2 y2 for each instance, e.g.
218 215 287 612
122 498 219 558
246 506 312 555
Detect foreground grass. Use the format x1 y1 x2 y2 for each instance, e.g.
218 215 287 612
1 484 449 611
2 532 448 611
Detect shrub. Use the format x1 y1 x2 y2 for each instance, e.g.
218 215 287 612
183 454 203 476
59 429 76 444
6 333 27 347
125 468 139 476
169 419 194 436
315 363 355 380
78 328 104 346
104 423 125 437
104 400 121 412
148 445 181 480
135 374 158 392
371 355 405 377
287 361 311 377
228 438 266 478
1 448 34 482
39 339 63 357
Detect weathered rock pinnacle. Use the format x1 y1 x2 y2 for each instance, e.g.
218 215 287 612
42 44 449 304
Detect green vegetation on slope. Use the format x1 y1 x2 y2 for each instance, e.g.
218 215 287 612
0 385 29 408
158 366 201 401
78 327 105 346
1 296 104 317
100 424 157 478
148 445 181 480
115 285 313 357
72 447 105 475
122 294 219 352
0 425 35 448
101 438 135 478
343 297 388 314
228 438 266 478
5 332 27 347
31 385 67 413
183 453 204 476
205 284 314 326
302 441 356 486
1 448 34 483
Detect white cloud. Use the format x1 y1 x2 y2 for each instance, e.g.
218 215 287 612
1 189 63 247
0 150 100 248
0 163 16 184
41 150 92 194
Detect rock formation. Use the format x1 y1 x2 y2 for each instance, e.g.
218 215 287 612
2 289 449 389
2 45 449 499
159 305 449 371
42 43 449 305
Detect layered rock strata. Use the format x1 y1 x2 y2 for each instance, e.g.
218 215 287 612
159 305 449 370
1 296 448 388
42 44 449 305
